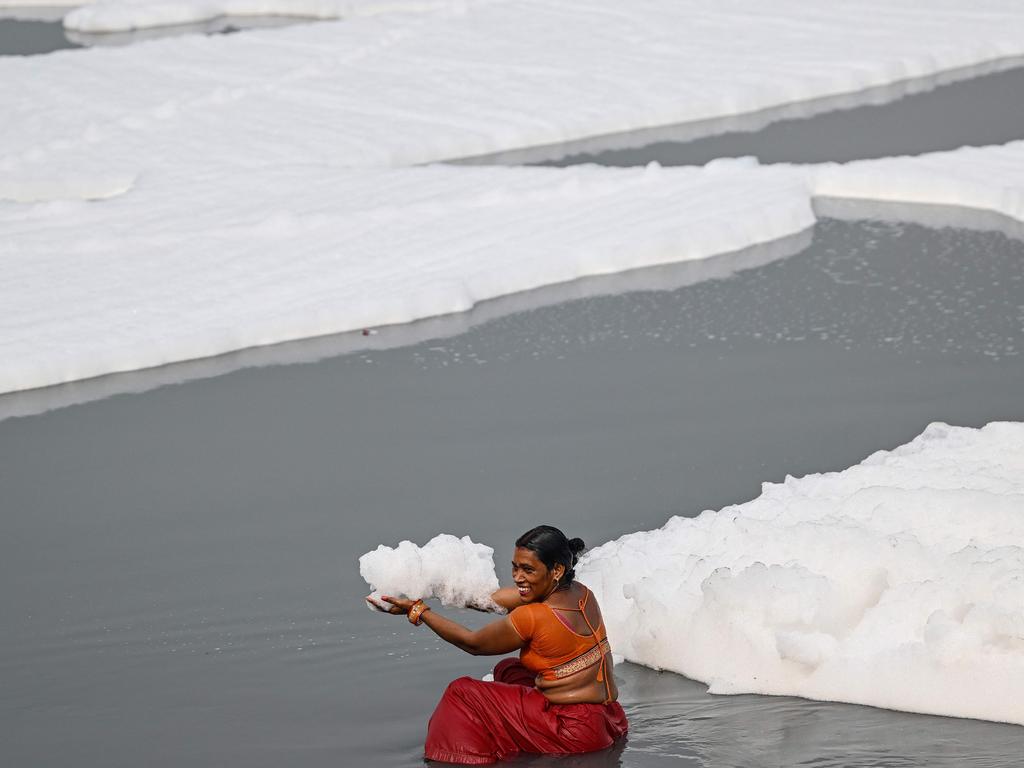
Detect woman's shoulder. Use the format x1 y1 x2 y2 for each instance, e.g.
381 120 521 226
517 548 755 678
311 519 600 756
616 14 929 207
510 601 547 617
508 600 548 639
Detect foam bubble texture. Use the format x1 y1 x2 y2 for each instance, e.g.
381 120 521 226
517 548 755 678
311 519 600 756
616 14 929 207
359 533 500 609
579 422 1024 725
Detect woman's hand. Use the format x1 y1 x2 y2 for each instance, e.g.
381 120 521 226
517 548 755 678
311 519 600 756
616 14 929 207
366 594 416 616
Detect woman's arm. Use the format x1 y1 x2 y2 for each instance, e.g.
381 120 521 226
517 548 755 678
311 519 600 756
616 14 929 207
373 595 524 656
421 610 523 655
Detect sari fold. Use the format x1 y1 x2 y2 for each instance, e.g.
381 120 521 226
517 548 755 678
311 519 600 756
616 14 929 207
424 659 628 765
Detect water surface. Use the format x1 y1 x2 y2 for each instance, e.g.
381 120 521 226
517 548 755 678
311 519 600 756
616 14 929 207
0 17 81 54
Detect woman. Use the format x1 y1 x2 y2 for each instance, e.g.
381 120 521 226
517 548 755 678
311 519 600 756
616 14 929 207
370 525 628 765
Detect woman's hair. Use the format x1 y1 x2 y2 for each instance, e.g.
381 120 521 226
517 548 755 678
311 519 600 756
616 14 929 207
515 525 586 586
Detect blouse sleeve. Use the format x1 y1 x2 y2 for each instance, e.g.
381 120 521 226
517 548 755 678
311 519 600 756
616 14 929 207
509 604 537 641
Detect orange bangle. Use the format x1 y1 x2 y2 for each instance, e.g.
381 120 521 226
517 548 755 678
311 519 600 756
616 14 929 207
408 599 430 626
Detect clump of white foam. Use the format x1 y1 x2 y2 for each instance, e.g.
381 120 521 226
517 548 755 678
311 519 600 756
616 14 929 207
812 139 1024 224
360 533 500 610
579 422 1024 726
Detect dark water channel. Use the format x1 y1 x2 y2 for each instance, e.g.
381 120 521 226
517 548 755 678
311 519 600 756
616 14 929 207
2 218 1023 767
458 64 1024 168
0 14 310 53
0 17 81 55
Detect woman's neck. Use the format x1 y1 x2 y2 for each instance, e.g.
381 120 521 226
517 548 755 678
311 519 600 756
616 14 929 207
542 581 575 603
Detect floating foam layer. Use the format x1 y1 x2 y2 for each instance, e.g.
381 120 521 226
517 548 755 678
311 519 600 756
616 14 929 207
6 1 1024 177
813 140 1024 223
8 138 1024 395
0 0 79 8
0 171 135 204
0 161 814 394
579 422 1024 726
6 2 1024 395
0 6 70 19
8 137 1024 395
0 229 811 423
360 533 500 609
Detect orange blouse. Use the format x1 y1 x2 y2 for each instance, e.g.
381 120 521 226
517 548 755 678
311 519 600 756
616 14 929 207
508 586 611 683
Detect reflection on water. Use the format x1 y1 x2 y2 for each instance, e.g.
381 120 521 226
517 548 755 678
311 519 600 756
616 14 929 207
619 665 1023 768
1 217 1022 767
517 739 628 767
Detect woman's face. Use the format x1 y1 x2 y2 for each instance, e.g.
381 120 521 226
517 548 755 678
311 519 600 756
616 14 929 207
512 546 564 603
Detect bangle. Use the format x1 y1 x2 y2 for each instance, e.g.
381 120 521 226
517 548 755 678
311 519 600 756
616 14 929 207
408 599 430 626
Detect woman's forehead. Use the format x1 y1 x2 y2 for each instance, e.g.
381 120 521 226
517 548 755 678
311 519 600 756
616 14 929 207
512 547 543 566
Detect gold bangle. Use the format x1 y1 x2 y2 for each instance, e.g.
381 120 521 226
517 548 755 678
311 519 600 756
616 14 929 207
408 599 430 626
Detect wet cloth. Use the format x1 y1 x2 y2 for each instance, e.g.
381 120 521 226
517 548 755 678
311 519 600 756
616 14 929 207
424 658 628 765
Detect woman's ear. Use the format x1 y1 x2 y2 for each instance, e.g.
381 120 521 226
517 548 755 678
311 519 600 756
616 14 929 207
552 562 566 582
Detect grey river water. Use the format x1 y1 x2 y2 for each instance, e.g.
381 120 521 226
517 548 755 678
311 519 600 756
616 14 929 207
530 64 1024 168
452 61 1024 168
2 217 1023 767
0 17 80 55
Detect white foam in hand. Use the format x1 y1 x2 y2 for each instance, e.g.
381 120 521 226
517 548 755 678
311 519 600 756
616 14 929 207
360 533 500 610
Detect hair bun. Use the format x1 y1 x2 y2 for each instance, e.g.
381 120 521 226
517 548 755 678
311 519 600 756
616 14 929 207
567 537 586 557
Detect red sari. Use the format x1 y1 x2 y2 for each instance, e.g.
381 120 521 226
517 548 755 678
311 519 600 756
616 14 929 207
424 588 628 764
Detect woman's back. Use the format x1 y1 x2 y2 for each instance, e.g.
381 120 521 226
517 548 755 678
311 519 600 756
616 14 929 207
509 583 619 704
